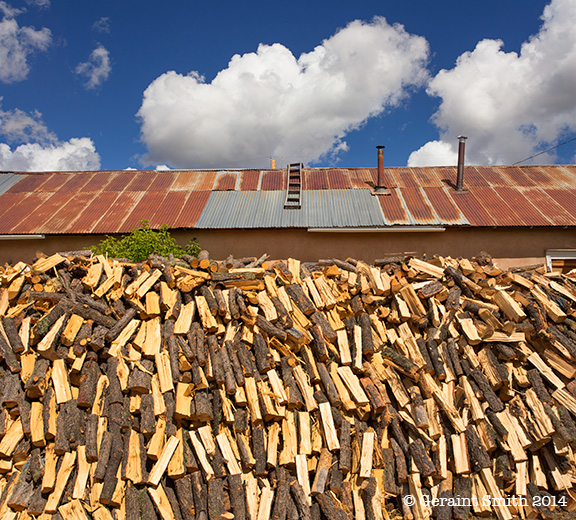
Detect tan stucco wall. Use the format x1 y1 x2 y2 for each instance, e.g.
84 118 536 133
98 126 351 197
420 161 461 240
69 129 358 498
1 228 575 269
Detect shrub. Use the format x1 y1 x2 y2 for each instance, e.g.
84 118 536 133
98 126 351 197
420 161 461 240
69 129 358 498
90 220 200 262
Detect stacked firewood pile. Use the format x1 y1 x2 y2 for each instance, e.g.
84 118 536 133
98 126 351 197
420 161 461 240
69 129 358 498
1 250 576 520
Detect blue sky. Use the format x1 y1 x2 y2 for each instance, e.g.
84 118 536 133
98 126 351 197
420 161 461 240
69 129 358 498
1 0 575 171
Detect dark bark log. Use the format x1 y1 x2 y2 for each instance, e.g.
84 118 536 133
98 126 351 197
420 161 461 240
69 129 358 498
227 473 247 520
256 315 287 342
426 338 446 380
285 284 315 316
338 419 352 474
2 317 25 353
175 475 197 520
253 333 275 373
317 492 354 520
464 425 491 472
445 338 463 378
77 352 101 408
361 477 379 520
470 369 504 412
390 437 408 483
416 337 435 373
207 478 225 520
0 325 20 373
410 439 436 477
310 311 337 344
452 476 472 520
290 480 312 520
104 308 137 343
93 430 113 480
24 357 51 398
127 359 153 394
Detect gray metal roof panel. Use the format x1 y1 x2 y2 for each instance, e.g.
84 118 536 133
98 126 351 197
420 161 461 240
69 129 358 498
195 189 386 229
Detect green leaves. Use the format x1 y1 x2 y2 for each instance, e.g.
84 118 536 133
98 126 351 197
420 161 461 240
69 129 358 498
90 220 200 262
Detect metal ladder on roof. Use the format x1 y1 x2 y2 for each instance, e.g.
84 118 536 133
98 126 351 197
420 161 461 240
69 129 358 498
283 163 303 209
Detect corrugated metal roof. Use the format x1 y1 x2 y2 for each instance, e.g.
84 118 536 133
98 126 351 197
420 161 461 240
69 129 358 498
195 189 386 228
0 173 24 196
0 164 575 234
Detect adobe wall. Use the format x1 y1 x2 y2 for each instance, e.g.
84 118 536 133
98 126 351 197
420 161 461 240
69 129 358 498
1 227 575 270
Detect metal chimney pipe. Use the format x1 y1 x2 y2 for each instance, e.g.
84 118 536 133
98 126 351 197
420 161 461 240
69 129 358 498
456 136 467 191
376 145 385 188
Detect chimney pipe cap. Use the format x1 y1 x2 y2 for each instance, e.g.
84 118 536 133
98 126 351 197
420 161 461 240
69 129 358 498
457 135 468 142
376 145 385 150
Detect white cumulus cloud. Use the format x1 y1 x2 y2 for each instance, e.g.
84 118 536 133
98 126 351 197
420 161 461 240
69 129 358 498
138 17 429 169
0 139 100 171
408 0 576 167
0 1 51 83
0 104 100 171
75 44 111 90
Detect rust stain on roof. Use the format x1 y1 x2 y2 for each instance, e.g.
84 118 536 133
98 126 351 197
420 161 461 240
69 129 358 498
401 187 437 223
121 191 169 232
42 193 98 234
0 193 53 233
521 188 575 226
214 173 236 191
240 170 260 191
172 191 210 228
423 187 466 224
261 170 284 190
493 187 552 226
149 191 190 228
545 189 576 220
71 192 123 234
378 189 408 224
91 191 144 234
126 171 155 192
4 173 49 193
149 172 175 192
451 190 496 226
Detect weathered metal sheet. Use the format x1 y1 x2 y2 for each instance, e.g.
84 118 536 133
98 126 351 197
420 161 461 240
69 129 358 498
493 187 552 226
3 173 49 193
450 191 496 226
126 171 156 191
91 192 144 234
42 193 98 234
172 191 211 228
423 187 468 225
378 189 408 225
469 188 525 226
239 170 260 191
121 192 169 232
521 188 575 226
545 189 576 220
1 165 576 235
106 172 135 192
71 192 123 234
57 173 96 194
0 173 25 196
16 193 65 234
261 170 284 190
34 173 71 192
149 191 190 229
214 172 237 191
400 187 438 224
0 193 52 233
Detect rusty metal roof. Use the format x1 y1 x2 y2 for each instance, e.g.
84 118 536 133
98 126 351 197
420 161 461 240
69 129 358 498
0 165 574 234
